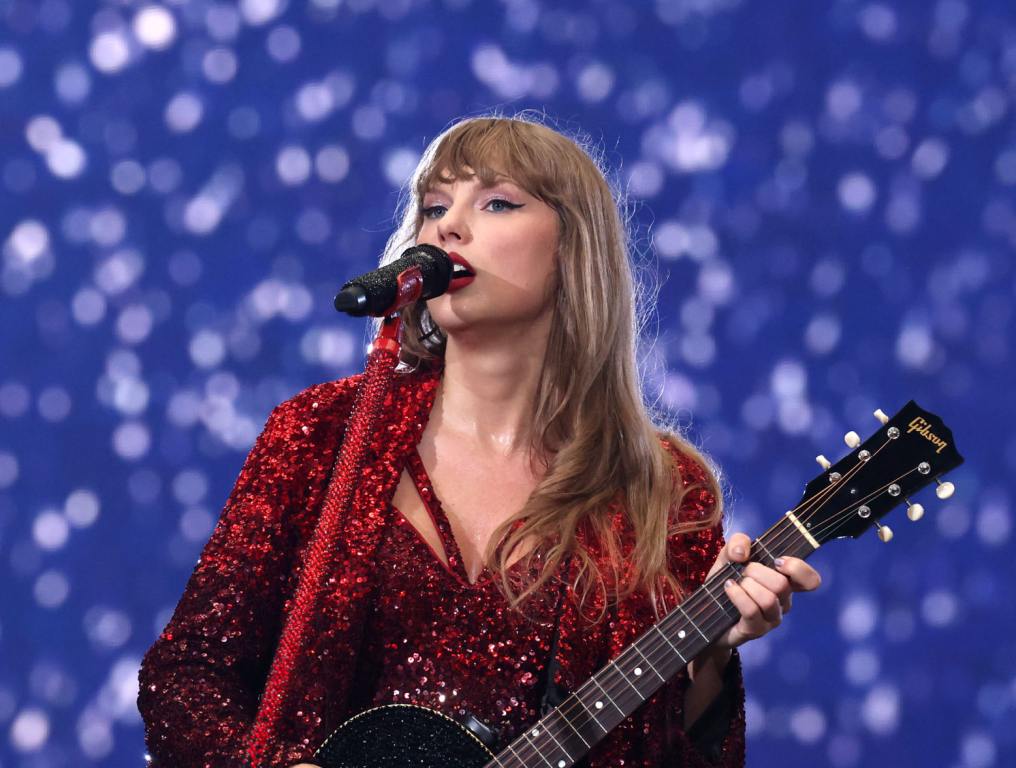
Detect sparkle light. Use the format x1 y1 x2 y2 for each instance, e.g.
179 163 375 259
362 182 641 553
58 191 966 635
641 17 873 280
0 452 18 488
10 708 50 752
65 489 101 528
383 148 420 187
861 684 899 735
0 46 23 87
33 509 70 551
240 0 285 26
165 92 204 133
54 62 92 104
838 172 877 213
34 569 71 608
315 145 350 182
276 146 312 185
89 31 132 74
839 596 878 641
133 6 178 50
576 62 615 103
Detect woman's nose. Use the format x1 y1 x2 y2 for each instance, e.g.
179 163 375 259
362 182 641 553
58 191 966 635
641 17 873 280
437 205 469 243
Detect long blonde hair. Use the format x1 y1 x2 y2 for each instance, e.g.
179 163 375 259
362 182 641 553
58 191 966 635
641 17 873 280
376 112 723 621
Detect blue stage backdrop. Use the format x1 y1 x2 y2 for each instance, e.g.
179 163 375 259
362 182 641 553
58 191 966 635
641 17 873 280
1 1 1013 766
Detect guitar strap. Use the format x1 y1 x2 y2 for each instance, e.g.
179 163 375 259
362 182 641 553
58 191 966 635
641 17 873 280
538 554 573 716
462 555 573 750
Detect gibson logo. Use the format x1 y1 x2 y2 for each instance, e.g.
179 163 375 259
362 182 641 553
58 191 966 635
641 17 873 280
908 417 948 454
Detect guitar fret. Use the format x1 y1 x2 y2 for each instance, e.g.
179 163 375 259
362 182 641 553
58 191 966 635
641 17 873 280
554 705 590 748
575 694 609 734
755 538 777 564
521 731 555 768
505 741 535 768
652 624 686 663
588 676 625 717
632 644 666 682
677 605 709 642
610 659 644 699
703 583 740 622
539 721 574 763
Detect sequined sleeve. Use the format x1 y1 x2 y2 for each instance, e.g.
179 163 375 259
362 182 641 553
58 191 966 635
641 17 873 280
660 444 747 767
137 378 359 768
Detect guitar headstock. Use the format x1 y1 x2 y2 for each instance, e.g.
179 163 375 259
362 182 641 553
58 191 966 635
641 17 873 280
796 401 963 545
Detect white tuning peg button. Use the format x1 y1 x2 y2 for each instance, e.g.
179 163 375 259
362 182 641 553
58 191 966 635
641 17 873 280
877 524 894 542
935 480 955 500
906 502 925 521
844 431 861 448
816 455 831 470
873 409 889 425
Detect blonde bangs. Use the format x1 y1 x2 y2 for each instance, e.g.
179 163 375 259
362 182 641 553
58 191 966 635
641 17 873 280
413 118 571 216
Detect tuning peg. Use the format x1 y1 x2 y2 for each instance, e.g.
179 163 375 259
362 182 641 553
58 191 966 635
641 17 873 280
816 455 831 470
905 499 925 521
844 431 860 448
935 480 955 500
876 522 894 542
874 409 889 425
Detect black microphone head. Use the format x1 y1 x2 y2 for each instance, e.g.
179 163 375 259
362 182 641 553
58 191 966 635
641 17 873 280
397 244 452 295
334 244 452 316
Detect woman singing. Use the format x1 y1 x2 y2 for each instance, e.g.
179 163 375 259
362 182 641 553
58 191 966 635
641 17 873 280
138 115 821 768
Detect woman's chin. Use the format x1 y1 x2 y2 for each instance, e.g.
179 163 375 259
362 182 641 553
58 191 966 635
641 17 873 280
426 294 477 327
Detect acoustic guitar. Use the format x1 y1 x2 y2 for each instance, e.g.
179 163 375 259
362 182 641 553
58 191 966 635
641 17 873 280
312 400 963 768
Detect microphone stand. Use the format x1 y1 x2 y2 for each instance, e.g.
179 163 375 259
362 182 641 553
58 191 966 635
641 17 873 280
246 266 425 768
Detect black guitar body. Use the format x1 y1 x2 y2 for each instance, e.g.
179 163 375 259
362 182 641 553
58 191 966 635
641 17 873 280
314 704 494 768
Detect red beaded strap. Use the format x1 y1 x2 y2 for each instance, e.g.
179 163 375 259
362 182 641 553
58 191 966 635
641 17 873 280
246 315 403 767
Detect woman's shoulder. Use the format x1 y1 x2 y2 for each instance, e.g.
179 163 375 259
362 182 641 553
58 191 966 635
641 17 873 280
656 432 722 526
657 433 715 488
258 374 365 442
266 364 440 432
272 373 363 416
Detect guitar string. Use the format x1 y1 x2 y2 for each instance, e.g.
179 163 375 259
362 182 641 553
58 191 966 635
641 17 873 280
492 435 925 768
489 438 892 768
802 465 922 543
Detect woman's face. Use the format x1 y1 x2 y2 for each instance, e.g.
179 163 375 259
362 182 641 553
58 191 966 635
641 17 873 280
415 167 560 337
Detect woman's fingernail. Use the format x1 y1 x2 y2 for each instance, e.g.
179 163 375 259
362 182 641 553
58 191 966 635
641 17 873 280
724 579 735 589
774 557 785 567
732 546 745 558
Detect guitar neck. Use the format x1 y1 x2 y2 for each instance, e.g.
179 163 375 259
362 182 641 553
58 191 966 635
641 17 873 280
487 516 818 768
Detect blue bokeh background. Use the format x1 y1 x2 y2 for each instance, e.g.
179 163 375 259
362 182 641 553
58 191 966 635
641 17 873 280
1 1 1013 766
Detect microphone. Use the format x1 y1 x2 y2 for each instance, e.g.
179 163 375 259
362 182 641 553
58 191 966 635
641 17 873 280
333 244 452 317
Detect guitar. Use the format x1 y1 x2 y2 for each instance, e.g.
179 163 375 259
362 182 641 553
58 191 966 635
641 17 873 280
312 400 963 768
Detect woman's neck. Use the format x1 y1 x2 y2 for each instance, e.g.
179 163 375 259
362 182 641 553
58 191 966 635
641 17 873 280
432 327 550 459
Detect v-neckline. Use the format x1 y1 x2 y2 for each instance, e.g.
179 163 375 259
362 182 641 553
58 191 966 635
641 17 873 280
403 445 490 588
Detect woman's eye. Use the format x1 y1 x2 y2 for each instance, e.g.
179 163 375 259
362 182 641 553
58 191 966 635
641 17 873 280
485 198 523 213
421 199 522 219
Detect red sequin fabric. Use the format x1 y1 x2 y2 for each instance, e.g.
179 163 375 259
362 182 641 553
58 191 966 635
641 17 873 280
138 364 746 768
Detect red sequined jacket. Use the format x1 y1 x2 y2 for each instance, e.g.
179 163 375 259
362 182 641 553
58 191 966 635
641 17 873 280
138 364 746 768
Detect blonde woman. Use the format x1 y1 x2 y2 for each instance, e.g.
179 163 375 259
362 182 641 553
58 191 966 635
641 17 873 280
139 115 820 768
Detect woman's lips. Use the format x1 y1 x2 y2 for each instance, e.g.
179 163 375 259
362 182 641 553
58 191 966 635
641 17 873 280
447 251 475 293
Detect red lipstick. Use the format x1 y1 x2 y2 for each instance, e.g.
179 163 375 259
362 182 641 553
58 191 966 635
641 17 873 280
447 251 476 293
